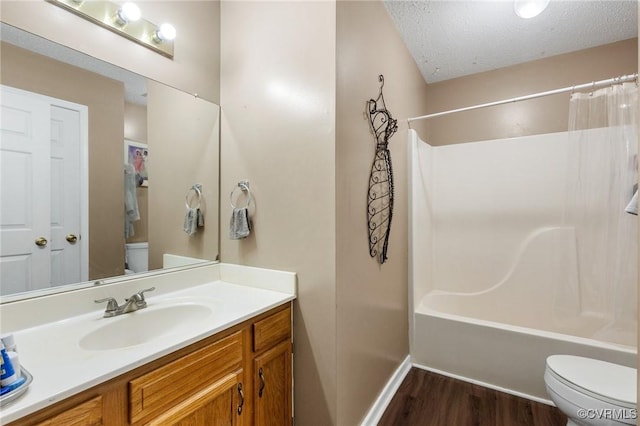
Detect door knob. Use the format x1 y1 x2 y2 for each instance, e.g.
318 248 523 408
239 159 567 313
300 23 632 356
35 237 48 247
66 234 78 243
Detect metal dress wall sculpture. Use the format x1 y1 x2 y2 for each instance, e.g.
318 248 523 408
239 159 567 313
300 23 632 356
367 75 398 264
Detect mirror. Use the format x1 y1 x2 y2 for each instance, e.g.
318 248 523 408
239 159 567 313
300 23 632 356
0 23 220 301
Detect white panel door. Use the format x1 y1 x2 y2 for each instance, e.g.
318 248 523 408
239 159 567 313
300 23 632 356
0 87 51 294
49 105 82 286
1 86 86 296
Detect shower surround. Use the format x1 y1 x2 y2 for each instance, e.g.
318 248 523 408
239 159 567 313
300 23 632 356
408 128 637 401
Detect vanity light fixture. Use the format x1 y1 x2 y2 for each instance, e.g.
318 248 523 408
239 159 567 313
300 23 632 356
47 0 175 58
514 0 551 19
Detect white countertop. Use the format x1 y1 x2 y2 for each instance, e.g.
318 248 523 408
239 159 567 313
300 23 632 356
0 263 296 424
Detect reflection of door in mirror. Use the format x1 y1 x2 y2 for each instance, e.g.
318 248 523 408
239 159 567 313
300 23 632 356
0 86 89 295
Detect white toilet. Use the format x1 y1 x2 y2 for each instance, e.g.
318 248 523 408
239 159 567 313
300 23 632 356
125 242 149 273
544 355 637 426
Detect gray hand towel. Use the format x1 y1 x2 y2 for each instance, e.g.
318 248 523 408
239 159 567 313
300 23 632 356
230 207 251 239
184 208 205 236
184 207 198 235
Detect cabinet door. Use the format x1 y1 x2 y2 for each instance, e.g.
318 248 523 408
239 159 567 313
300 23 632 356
145 371 245 426
35 396 102 426
254 340 292 426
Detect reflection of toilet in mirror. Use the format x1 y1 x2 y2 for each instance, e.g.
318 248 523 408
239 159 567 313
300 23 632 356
125 242 148 274
544 355 637 426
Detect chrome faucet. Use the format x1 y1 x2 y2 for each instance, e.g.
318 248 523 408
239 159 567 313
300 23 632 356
95 287 155 318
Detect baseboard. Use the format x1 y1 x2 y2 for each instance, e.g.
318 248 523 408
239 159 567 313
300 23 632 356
412 362 555 406
360 355 412 426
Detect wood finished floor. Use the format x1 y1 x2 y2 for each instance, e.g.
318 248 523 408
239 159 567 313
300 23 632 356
378 368 567 426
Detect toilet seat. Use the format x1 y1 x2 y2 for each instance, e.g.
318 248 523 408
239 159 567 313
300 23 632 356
546 355 636 410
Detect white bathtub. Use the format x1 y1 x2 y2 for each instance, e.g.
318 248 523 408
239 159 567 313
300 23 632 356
412 299 636 402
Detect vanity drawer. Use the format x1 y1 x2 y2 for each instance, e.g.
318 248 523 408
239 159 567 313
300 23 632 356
129 331 243 424
253 306 291 352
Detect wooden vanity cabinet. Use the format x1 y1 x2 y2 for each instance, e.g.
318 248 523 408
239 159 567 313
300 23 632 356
11 303 292 426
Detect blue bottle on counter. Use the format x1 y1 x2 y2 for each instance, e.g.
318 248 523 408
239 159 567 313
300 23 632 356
0 340 25 395
0 340 16 386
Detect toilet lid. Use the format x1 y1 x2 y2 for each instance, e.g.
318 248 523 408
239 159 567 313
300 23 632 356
546 355 636 408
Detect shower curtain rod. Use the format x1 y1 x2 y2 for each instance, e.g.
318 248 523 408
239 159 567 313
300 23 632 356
407 73 638 126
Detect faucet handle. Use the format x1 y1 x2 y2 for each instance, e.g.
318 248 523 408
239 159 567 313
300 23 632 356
136 287 156 302
95 297 119 313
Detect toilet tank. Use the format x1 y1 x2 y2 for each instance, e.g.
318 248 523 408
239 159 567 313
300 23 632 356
125 242 149 273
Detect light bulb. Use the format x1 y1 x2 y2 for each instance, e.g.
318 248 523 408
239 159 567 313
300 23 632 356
154 23 176 42
116 2 141 25
514 0 550 19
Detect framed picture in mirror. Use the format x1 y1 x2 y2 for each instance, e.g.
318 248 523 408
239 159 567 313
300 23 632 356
125 140 149 187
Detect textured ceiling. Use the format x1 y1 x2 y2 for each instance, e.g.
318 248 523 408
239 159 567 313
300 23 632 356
383 0 638 83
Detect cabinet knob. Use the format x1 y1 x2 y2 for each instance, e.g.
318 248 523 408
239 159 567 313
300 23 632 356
66 234 78 243
35 237 48 247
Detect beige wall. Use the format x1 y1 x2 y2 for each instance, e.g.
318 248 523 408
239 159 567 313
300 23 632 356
425 38 638 146
1 42 125 280
1 0 220 103
125 102 148 143
125 103 149 244
335 2 428 425
147 81 220 270
220 1 337 424
221 1 428 424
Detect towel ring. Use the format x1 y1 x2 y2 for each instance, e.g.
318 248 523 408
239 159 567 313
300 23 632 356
230 181 253 209
185 184 203 209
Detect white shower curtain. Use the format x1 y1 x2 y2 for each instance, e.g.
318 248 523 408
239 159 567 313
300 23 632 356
565 82 638 346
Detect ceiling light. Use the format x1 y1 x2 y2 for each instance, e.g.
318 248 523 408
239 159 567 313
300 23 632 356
514 0 550 19
115 2 141 25
154 23 176 43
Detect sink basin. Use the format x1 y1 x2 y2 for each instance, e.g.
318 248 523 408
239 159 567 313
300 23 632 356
79 303 213 351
